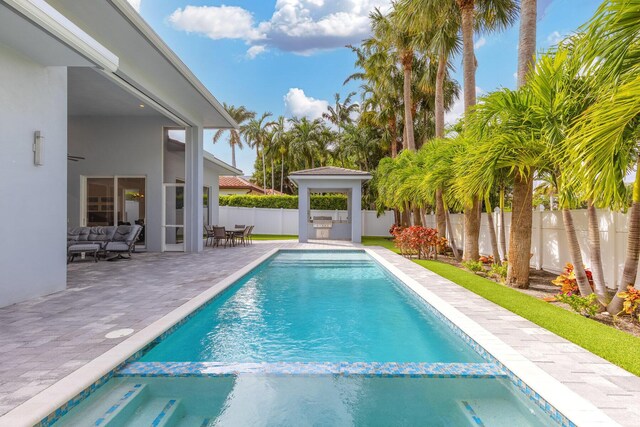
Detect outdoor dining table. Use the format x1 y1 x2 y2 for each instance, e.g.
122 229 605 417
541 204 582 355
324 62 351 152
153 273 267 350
225 228 245 246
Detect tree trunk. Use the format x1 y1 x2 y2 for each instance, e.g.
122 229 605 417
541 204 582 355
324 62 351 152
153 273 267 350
280 153 284 193
485 196 501 265
389 118 398 158
506 172 533 288
435 189 447 239
261 149 267 194
463 198 481 261
562 208 594 297
458 0 476 114
231 144 236 168
413 206 422 226
401 50 416 151
517 0 538 89
499 186 507 261
587 200 607 301
445 209 461 261
271 158 275 191
435 54 447 139
608 164 640 313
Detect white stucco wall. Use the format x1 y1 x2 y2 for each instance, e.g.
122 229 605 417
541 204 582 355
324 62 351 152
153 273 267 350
0 43 68 307
67 116 173 251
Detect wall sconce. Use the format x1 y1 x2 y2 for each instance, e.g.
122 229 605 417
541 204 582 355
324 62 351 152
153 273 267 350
33 131 44 166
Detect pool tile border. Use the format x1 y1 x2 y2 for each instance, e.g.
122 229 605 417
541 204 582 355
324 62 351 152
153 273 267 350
116 361 508 378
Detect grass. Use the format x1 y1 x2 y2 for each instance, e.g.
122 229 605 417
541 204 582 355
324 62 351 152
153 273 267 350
361 238 640 375
251 234 298 240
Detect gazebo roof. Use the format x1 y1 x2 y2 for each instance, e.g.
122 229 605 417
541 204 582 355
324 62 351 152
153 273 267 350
289 166 372 179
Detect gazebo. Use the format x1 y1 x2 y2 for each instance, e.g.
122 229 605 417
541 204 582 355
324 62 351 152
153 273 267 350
289 167 372 243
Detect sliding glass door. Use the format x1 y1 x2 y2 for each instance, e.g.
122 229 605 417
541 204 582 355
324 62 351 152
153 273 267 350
84 176 146 246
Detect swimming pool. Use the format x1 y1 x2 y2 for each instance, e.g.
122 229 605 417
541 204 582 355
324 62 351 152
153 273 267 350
49 250 558 426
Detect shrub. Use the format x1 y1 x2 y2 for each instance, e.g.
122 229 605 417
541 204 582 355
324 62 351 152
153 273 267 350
479 255 494 264
618 286 640 321
555 293 600 317
490 262 508 281
551 263 594 295
462 260 484 273
392 226 446 260
219 194 348 210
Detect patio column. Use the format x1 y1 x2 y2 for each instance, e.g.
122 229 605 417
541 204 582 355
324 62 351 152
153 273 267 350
184 125 204 252
298 183 309 242
351 183 362 243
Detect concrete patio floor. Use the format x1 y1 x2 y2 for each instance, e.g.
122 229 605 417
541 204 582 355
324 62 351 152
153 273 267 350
0 241 638 425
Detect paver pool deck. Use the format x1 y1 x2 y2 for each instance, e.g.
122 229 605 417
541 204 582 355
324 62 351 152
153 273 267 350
0 241 638 425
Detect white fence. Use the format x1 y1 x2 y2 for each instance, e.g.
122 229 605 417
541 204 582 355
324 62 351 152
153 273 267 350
219 206 395 237
428 209 634 290
220 206 633 290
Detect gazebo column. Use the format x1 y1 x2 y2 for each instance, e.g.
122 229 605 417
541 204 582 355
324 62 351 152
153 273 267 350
298 183 309 242
351 184 362 243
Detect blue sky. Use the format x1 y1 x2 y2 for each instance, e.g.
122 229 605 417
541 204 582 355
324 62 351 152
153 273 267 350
131 0 602 175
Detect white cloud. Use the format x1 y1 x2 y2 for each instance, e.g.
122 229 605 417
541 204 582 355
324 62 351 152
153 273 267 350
445 87 484 126
168 0 392 57
169 5 264 41
127 0 141 12
474 37 486 50
246 45 267 59
546 31 564 45
284 88 329 120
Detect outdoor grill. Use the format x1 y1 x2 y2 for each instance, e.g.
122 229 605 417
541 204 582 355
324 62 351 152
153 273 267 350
312 216 333 239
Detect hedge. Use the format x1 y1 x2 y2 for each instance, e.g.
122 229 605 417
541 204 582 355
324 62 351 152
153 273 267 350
219 194 348 210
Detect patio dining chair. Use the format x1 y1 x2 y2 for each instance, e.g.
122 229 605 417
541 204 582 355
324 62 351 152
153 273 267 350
247 225 255 244
234 226 250 247
212 226 231 248
204 225 215 247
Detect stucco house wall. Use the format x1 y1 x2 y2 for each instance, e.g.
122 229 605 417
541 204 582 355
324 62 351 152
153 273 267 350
0 44 68 307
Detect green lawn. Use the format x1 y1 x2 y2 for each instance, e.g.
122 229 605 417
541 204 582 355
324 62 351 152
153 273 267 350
251 234 298 240
361 239 640 375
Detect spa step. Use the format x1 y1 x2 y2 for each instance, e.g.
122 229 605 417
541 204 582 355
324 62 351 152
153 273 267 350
459 398 542 426
174 415 215 427
124 397 183 426
95 383 148 426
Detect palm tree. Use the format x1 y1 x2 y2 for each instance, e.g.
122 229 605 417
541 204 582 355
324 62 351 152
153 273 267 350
243 112 275 192
565 0 640 313
370 8 418 151
323 92 359 136
270 116 290 193
212 103 254 168
289 117 325 170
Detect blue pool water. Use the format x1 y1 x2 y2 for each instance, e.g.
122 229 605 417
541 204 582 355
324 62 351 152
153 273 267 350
141 250 482 363
52 250 556 426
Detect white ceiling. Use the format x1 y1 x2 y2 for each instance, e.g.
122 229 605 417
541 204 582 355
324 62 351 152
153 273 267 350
67 67 162 117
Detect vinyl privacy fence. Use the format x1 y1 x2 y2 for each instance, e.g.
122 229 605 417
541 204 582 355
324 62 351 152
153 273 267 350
219 206 635 290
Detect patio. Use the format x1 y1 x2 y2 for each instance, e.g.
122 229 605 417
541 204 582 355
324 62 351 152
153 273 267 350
0 242 638 425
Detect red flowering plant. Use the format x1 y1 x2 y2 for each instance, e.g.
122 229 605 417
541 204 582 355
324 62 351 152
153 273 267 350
551 263 594 295
479 255 494 264
393 226 447 260
618 286 640 321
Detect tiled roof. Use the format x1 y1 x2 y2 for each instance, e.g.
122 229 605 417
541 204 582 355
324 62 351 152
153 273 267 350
218 176 284 195
289 166 371 176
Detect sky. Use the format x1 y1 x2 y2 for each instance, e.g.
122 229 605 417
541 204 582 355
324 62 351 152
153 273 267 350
130 0 603 175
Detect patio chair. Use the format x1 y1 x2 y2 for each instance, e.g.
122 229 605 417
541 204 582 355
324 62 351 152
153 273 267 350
235 226 251 247
247 225 255 244
212 226 231 248
204 225 215 247
105 224 142 260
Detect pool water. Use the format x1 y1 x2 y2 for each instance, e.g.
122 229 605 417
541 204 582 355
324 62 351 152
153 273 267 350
141 251 482 363
52 250 557 426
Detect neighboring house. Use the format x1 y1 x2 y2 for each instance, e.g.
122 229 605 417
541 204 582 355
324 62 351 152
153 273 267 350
0 0 241 307
219 176 284 196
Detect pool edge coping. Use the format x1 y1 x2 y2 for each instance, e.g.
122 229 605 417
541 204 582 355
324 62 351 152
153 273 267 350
364 247 619 427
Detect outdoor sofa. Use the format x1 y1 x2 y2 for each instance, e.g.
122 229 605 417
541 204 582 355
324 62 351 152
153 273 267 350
67 225 142 262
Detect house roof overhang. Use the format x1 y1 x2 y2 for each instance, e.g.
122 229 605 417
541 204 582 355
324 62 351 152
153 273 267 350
2 0 237 129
